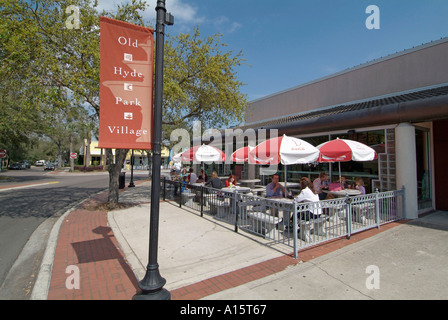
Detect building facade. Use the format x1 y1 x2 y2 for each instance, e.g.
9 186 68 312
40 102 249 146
239 38 448 218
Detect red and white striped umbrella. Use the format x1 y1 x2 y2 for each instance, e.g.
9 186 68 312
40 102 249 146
317 138 377 188
317 138 377 162
173 144 225 163
249 134 320 165
231 146 255 163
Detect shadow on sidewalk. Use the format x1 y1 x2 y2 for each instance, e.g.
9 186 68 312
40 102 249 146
71 226 139 291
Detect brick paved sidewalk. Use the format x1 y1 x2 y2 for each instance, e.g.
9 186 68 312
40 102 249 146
46 189 406 300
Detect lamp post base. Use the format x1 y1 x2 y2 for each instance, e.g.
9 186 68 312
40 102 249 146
132 288 170 300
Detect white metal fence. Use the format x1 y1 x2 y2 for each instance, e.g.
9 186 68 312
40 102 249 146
161 178 404 259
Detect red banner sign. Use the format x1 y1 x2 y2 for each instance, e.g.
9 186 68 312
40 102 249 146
98 17 154 149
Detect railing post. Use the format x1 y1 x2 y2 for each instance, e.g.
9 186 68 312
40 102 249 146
375 188 380 228
293 202 298 259
179 181 182 208
162 177 166 201
345 194 352 240
234 191 239 233
200 186 204 217
401 185 406 219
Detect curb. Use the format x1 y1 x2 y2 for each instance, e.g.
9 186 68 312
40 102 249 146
30 190 108 300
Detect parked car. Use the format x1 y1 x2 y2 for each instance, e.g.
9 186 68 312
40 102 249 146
44 162 55 171
19 160 31 169
8 162 22 170
35 160 45 166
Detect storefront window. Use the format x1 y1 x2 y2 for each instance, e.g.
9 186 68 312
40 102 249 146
275 130 385 194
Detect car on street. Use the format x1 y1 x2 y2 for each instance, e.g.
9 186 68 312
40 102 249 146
8 162 23 170
35 160 45 166
44 162 56 171
18 160 31 169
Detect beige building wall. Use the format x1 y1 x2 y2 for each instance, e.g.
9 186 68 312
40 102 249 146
246 39 448 124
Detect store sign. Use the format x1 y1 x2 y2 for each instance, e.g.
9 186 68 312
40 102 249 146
98 17 154 149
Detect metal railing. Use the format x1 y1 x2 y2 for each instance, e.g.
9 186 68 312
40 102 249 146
161 178 404 259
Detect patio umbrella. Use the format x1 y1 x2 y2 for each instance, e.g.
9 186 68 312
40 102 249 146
249 134 320 165
316 138 377 188
231 146 255 163
173 144 226 163
247 134 320 193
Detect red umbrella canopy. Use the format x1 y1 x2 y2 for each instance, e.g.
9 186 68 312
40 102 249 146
232 146 255 163
249 136 283 165
249 135 319 165
317 138 377 162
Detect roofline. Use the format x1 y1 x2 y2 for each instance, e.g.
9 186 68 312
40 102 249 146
249 37 448 104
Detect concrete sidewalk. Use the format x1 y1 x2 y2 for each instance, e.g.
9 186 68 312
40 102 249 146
34 180 448 300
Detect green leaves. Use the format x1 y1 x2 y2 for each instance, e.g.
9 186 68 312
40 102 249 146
163 27 248 139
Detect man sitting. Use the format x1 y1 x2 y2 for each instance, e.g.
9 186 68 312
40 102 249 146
266 174 285 198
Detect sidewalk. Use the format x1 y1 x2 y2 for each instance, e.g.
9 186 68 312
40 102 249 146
33 180 448 300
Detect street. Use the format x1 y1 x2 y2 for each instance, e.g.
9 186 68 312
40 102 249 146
0 166 148 299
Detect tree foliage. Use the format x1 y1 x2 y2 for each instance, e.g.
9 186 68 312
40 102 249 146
163 27 248 138
0 0 248 202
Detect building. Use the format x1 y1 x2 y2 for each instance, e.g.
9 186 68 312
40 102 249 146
80 141 170 171
238 37 448 219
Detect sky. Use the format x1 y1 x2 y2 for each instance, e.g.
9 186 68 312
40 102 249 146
98 0 448 102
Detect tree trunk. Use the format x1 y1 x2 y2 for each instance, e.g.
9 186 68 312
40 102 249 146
106 148 129 203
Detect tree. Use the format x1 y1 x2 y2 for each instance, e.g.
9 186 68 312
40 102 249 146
1 0 248 203
0 0 148 203
162 28 248 141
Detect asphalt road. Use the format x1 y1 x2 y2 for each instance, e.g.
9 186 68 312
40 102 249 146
0 166 148 299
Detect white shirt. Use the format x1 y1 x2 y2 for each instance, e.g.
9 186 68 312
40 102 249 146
294 187 322 215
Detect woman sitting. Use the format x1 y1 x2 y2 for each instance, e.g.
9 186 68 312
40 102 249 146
205 171 222 189
355 177 366 194
294 177 322 220
225 174 237 187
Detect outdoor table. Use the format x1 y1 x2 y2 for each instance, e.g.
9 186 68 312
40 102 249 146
221 186 251 193
324 189 361 197
278 182 300 188
267 197 295 223
238 179 261 189
191 183 205 187
250 187 266 196
219 186 252 217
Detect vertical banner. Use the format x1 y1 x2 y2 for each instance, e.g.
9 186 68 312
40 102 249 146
98 17 154 149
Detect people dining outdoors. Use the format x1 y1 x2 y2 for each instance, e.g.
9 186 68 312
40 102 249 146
197 169 208 183
181 176 190 193
355 177 366 194
187 168 198 184
294 176 322 218
266 174 286 198
313 172 329 200
205 171 222 189
225 174 238 187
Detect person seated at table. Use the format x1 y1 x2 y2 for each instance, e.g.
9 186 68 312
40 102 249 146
295 177 322 220
225 174 237 187
313 172 329 200
197 169 208 183
181 176 191 193
205 171 222 189
170 169 180 195
328 176 349 191
355 177 366 194
266 174 286 198
187 168 198 184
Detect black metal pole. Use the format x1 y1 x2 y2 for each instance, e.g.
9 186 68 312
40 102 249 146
133 0 173 300
129 149 135 187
